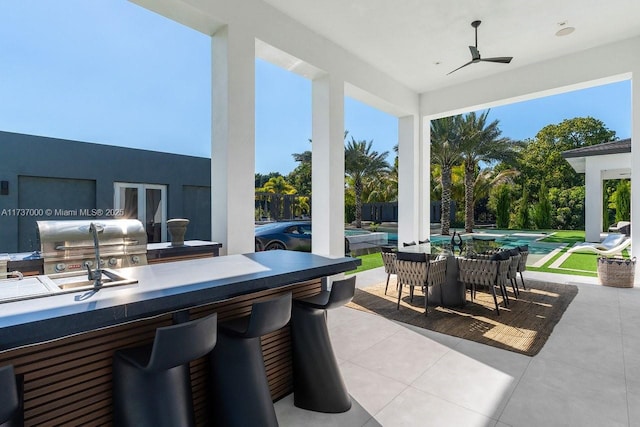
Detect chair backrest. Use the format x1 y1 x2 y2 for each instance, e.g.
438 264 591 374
395 255 428 287
244 292 292 338
325 276 357 310
601 233 626 249
396 251 428 262
381 251 397 274
457 257 497 285
146 312 218 372
506 248 521 279
0 365 19 424
517 246 529 271
426 258 447 287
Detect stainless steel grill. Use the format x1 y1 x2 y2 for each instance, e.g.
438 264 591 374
37 219 148 274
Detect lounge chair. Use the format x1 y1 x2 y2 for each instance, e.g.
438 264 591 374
567 233 631 256
608 221 631 236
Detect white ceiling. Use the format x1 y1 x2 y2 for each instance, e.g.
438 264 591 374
262 0 640 93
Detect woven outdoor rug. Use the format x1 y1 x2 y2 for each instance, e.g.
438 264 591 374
346 279 578 356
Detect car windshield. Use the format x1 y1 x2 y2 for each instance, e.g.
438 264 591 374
256 222 309 232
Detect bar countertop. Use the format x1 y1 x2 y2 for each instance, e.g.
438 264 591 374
0 250 360 351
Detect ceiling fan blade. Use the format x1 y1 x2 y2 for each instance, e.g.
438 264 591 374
469 46 480 60
446 60 474 75
480 56 513 64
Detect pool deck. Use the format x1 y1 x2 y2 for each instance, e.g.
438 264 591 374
276 267 640 426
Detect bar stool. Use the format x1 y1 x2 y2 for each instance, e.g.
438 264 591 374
291 276 356 413
209 293 292 427
0 365 20 427
112 312 218 427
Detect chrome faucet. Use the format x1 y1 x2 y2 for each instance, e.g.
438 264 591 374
87 222 104 286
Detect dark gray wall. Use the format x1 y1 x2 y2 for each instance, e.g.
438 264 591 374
0 131 211 253
183 185 212 241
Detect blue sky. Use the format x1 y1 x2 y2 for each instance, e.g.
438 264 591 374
0 1 631 175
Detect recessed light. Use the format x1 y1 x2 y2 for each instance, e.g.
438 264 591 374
556 21 575 36
556 26 575 36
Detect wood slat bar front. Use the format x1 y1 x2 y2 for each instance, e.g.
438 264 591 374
0 278 322 426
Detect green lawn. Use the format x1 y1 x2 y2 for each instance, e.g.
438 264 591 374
346 229 628 278
539 230 585 244
559 252 597 271
347 253 383 274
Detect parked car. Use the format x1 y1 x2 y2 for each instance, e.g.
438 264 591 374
255 221 350 254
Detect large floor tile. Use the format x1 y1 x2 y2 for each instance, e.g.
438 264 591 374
329 310 401 361
395 320 464 348
351 327 451 384
537 322 625 379
558 298 623 333
627 378 640 427
451 338 531 377
327 305 371 330
412 348 524 419
340 361 409 415
622 331 640 379
499 358 628 426
371 386 497 427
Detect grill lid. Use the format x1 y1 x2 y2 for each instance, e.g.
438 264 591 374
37 219 148 260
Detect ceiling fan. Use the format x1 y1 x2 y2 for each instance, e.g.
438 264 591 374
447 20 513 75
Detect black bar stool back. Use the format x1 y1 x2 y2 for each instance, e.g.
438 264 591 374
112 312 218 427
291 276 356 413
0 365 21 427
209 293 292 427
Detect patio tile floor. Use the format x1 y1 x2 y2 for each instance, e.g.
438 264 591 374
275 267 640 426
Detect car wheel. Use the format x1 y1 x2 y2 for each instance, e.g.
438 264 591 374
265 242 286 250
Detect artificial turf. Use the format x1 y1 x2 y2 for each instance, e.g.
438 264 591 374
347 229 627 278
347 252 383 274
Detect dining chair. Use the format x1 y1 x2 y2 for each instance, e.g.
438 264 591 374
457 251 510 315
517 245 529 290
380 246 398 295
395 252 447 316
506 248 522 298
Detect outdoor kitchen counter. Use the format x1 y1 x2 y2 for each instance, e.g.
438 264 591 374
0 250 359 351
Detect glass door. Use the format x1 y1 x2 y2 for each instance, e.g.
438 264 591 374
114 183 167 243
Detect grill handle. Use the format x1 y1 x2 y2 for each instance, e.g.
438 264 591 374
55 240 140 251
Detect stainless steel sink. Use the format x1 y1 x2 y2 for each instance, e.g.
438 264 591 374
45 269 138 291
0 269 138 303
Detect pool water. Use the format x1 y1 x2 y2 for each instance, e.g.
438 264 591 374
389 230 561 256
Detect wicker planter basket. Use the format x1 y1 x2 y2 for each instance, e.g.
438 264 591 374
597 257 636 288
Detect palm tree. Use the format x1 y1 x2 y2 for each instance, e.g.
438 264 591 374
258 176 297 219
458 111 518 232
430 116 463 235
344 137 390 228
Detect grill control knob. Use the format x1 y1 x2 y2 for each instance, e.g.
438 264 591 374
83 260 93 268
131 255 140 264
108 258 117 267
55 263 66 272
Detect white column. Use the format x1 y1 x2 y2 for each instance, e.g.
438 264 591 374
631 72 640 282
398 115 421 244
584 157 603 242
421 116 431 239
211 25 255 255
312 74 345 257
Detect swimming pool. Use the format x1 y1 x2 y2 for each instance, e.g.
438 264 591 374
389 230 561 256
